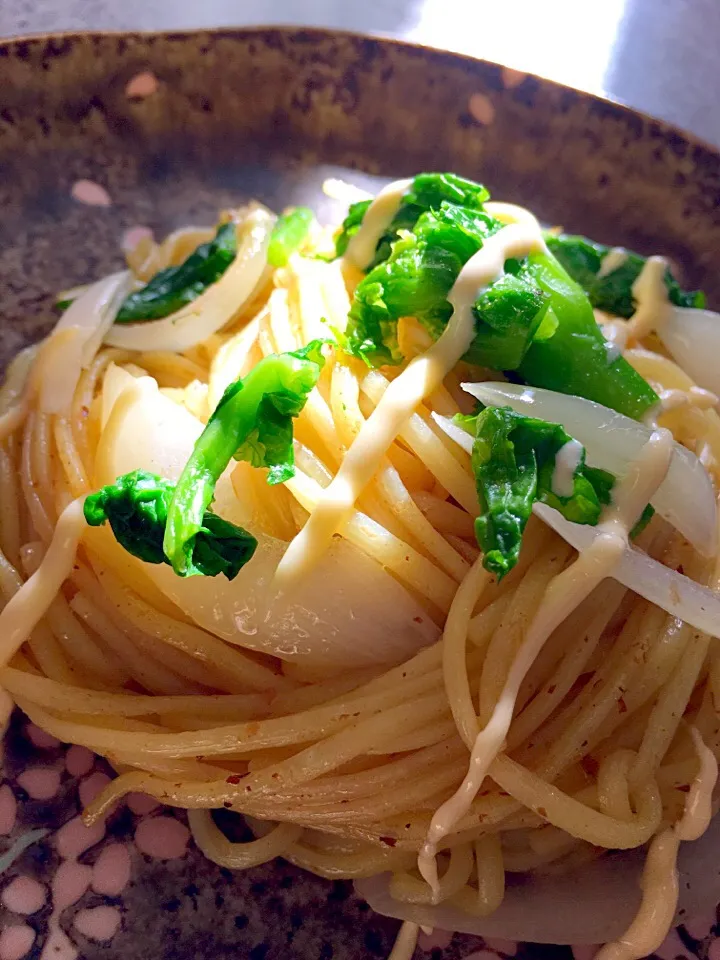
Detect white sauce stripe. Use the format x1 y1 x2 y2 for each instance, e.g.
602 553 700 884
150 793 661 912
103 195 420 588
343 178 413 270
418 431 674 897
551 439 584 498
597 247 628 279
275 220 547 589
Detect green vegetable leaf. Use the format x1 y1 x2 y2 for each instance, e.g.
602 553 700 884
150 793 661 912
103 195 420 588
545 233 705 318
344 202 504 366
341 172 659 419
335 172 490 269
163 339 327 576
516 251 658 419
115 222 238 324
268 207 314 267
55 298 74 314
464 406 655 577
467 406 613 578
84 469 256 580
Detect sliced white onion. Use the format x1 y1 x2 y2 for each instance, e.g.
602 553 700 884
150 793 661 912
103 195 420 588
432 409 720 638
93 367 437 672
356 809 720 943
533 503 720 638
431 413 473 455
104 208 275 354
657 307 720 395
39 271 132 415
461 381 717 557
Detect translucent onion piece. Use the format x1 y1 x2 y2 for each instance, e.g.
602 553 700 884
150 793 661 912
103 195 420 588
533 503 720 638
104 209 275 354
40 271 132 415
431 414 473 455
94 367 437 671
462 381 717 557
356 810 720 944
657 307 720 395
432 409 720 638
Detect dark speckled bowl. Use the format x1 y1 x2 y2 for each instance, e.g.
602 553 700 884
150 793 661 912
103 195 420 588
2 26 720 960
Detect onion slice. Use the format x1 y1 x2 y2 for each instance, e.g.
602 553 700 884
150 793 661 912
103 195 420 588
657 306 720 396
533 503 720 638
39 271 132 415
356 809 720 944
461 381 717 557
431 413 473 455
104 208 275 354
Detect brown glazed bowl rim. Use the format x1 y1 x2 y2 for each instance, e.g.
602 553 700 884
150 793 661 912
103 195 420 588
3 22 719 160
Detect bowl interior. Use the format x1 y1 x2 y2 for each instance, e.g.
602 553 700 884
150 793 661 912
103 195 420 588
2 25 720 959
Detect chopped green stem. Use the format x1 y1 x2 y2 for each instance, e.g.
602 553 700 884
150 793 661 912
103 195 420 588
163 340 327 576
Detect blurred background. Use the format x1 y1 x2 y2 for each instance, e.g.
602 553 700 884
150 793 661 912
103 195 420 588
1 0 718 147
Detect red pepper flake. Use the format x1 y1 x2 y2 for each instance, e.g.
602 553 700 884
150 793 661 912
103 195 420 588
581 755 599 777
677 784 691 793
618 697 628 713
547 684 557 695
413 616 423 624
379 836 397 847
537 806 547 818
226 774 242 785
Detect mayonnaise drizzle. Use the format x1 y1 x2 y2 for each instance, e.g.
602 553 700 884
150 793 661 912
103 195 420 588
275 220 547 588
598 247 628 279
0 498 86 670
629 256 671 342
551 439 584 498
484 201 542 231
418 428 674 897
596 727 718 960
343 178 413 270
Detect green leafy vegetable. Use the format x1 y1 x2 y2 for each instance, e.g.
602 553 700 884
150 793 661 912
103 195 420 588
516 252 658 420
345 202 506 366
84 469 256 580
462 407 654 578
115 222 238 324
465 406 615 578
163 339 328 576
268 207 314 267
545 233 705 318
55 298 74 314
335 172 490 269
342 183 658 418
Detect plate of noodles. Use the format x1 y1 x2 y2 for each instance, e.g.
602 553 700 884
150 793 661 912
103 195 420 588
2 26 720 960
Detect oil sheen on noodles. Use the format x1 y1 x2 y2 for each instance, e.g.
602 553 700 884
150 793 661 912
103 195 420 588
0 182 719 960
418 429 674 894
274 216 547 586
597 727 718 960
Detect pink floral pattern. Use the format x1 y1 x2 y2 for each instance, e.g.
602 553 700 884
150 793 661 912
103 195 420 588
1 711 717 960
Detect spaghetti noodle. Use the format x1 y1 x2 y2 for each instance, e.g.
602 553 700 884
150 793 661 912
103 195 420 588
0 177 718 955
